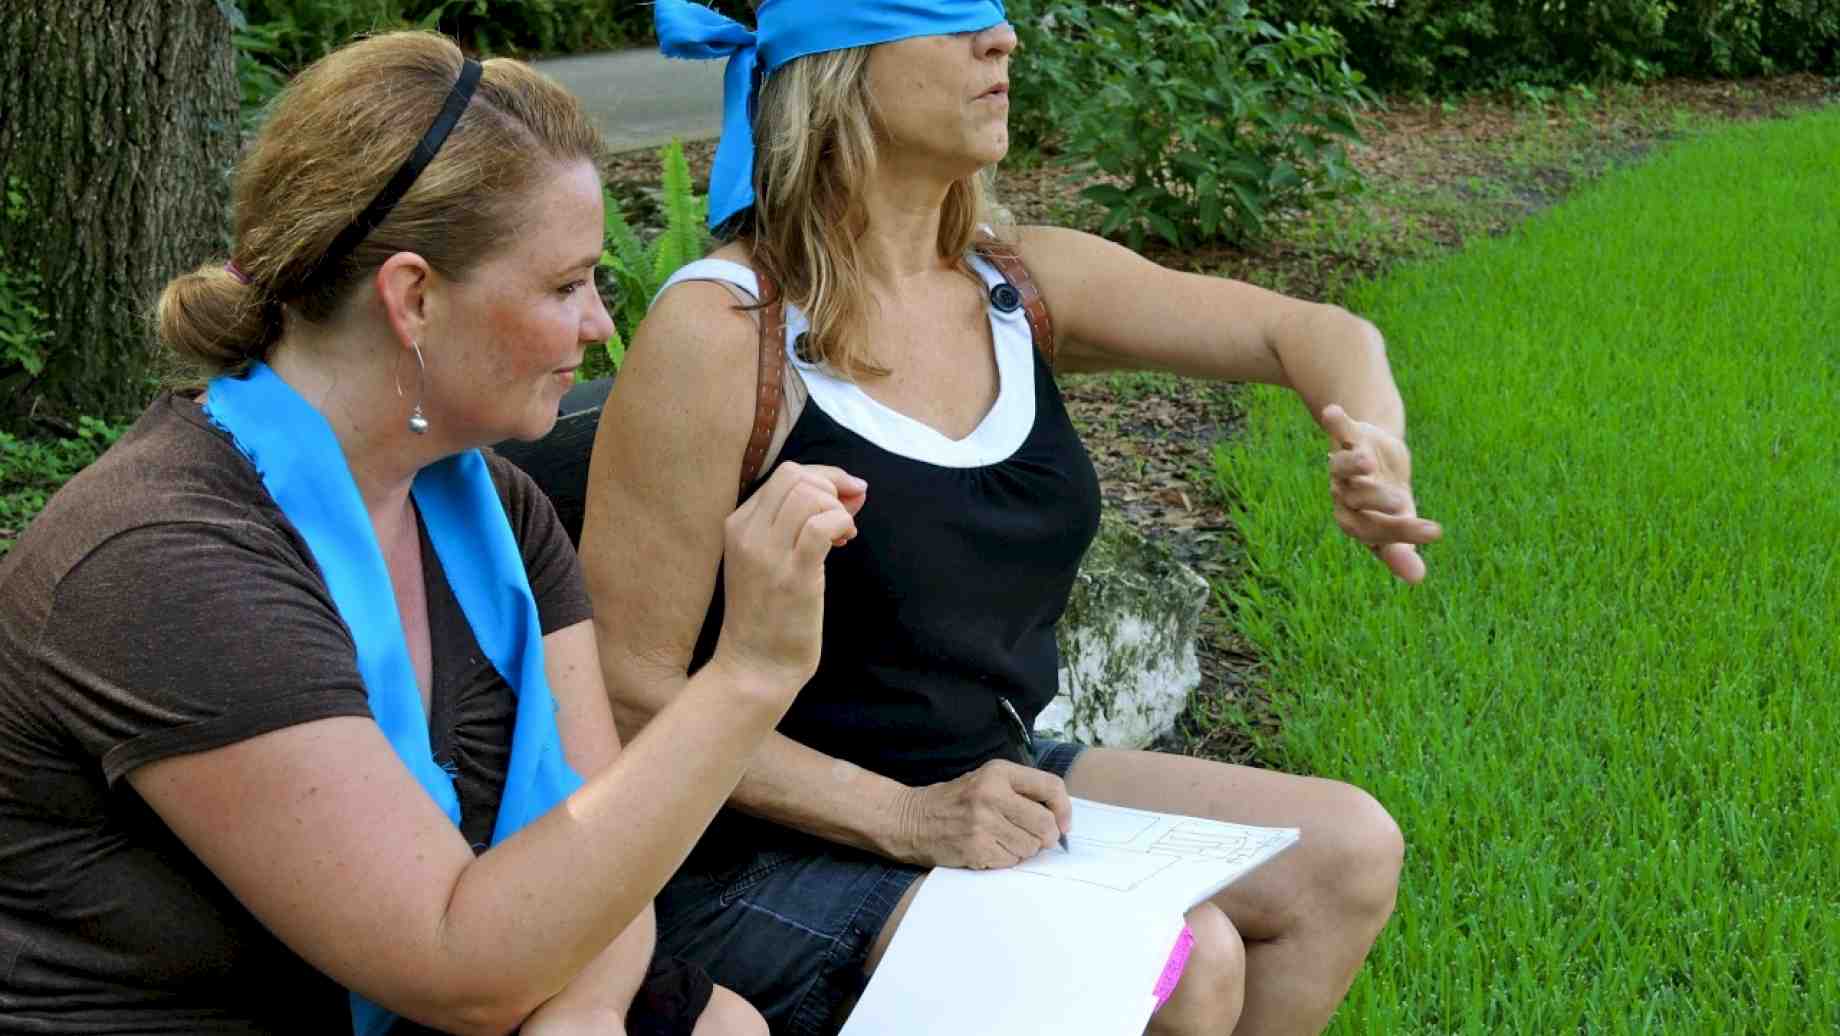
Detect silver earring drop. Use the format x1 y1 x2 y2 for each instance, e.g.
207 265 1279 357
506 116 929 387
407 341 430 435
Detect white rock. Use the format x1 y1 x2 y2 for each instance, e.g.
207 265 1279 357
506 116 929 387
1040 514 1209 749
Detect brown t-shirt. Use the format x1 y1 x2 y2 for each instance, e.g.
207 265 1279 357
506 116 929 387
0 394 592 1034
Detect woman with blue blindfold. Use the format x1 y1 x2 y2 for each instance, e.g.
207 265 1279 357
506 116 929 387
587 2 1443 1034
0 30 849 1036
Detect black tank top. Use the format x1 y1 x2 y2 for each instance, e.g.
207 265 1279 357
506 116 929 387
687 257 1101 789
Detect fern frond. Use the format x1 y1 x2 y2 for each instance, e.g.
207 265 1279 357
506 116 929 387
599 253 646 347
652 139 709 283
603 188 649 280
604 323 626 372
601 191 655 346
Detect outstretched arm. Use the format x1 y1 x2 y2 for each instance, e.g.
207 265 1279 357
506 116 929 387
1017 225 1442 580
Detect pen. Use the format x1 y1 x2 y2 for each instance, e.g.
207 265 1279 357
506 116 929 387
997 695 1071 853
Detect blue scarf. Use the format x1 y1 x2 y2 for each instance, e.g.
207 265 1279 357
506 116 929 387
655 0 1008 229
204 363 584 1036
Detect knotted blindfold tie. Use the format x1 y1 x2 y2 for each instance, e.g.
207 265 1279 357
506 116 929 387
655 0 1009 229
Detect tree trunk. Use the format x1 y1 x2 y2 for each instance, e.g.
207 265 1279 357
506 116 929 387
0 0 238 429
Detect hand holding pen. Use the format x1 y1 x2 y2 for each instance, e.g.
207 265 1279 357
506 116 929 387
882 702 1073 870
998 697 1071 854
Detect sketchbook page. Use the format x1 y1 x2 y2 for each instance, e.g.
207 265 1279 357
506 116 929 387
838 874 1179 1036
838 799 1299 1036
1010 798 1302 916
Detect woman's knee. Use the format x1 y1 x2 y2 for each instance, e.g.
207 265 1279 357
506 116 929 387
1316 782 1405 922
1150 903 1245 1035
692 984 769 1036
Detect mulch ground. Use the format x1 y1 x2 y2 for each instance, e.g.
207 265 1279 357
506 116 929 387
607 74 1838 764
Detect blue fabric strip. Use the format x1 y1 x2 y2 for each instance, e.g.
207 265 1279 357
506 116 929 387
655 0 1008 229
204 363 583 1036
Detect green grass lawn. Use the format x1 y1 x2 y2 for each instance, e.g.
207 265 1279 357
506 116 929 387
1214 105 1839 1033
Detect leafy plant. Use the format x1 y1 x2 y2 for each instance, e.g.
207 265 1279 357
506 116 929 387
231 0 477 120
1013 0 1374 249
229 13 293 130
1254 0 1840 94
594 139 710 376
0 180 52 397
228 0 679 123
0 416 127 555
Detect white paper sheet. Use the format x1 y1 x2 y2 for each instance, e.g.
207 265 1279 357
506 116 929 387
838 799 1299 1036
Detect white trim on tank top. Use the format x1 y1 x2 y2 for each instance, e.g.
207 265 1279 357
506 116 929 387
654 256 1037 469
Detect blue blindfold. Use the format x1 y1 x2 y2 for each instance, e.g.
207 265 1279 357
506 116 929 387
656 0 1009 229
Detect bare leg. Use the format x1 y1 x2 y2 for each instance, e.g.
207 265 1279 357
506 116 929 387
1065 748 1403 1036
692 984 770 1036
814 877 929 1030
1147 901 1247 1036
864 875 927 977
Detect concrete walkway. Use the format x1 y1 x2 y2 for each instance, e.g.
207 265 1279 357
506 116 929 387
533 48 724 153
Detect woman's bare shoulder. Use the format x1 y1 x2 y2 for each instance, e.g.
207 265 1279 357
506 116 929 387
642 240 760 341
610 253 761 442
641 274 755 355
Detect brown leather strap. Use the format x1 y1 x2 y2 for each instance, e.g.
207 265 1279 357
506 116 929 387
973 239 1056 369
738 269 788 498
735 243 1054 496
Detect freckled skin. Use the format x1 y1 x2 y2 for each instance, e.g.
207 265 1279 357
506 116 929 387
427 159 614 444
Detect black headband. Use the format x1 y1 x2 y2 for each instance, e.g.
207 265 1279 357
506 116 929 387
317 57 484 275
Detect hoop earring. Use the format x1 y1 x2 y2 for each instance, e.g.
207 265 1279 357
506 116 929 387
405 342 430 435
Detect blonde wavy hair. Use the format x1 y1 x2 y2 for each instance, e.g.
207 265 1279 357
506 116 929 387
745 44 1001 379
155 32 604 377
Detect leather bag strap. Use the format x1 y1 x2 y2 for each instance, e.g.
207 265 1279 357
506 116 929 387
735 243 1055 495
738 269 789 499
973 239 1056 369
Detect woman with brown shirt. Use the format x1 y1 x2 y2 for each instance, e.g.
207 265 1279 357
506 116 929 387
0 31 855 1036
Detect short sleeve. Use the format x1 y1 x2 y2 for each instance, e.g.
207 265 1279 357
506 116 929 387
34 520 373 786
489 454 593 635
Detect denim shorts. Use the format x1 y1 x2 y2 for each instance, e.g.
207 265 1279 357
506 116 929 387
653 739 1086 1036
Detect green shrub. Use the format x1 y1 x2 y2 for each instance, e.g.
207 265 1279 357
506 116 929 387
1253 0 1840 94
230 13 296 131
593 139 710 377
231 0 693 116
1757 0 1840 73
0 180 52 398
239 0 636 66
233 0 752 68
0 416 126 556
1012 0 1373 248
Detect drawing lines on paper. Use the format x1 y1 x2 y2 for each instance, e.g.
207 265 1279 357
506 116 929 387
1149 822 1294 867
1012 843 1179 893
1007 801 1175 892
1064 801 1160 846
1011 812 1299 893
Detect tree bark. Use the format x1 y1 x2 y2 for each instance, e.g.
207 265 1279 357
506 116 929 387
0 0 238 429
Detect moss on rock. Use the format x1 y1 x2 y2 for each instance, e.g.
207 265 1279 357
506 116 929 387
1040 512 1208 748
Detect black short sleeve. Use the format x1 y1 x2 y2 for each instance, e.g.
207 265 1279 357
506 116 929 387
35 519 373 786
488 452 593 636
